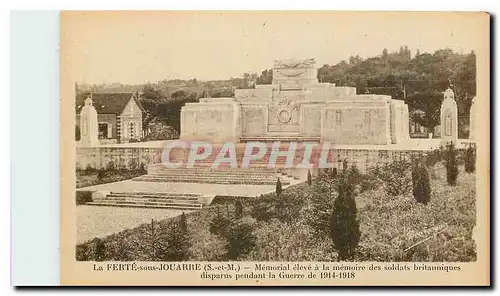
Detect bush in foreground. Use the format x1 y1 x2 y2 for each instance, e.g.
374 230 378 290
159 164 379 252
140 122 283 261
412 159 432 205
159 216 191 261
371 158 413 196
330 171 361 261
224 217 257 260
276 177 282 197
445 142 459 186
76 190 93 205
464 145 476 173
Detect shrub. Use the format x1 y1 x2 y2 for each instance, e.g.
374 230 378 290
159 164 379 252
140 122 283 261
425 147 444 168
76 244 88 261
106 160 116 171
251 194 278 222
306 180 336 237
139 162 148 174
412 160 431 205
306 167 341 236
347 165 362 187
371 159 413 196
75 125 81 141
445 143 459 186
159 218 191 261
316 168 338 185
97 170 106 181
76 190 93 205
275 190 306 225
109 239 132 261
84 164 94 175
464 145 476 173
209 207 232 236
179 212 188 233
87 238 106 261
358 171 379 193
330 171 361 261
224 217 257 260
276 177 282 197
128 158 138 170
307 170 312 186
234 200 244 219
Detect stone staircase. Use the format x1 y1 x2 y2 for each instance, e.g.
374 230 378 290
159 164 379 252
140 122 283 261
86 191 204 210
133 165 296 185
240 136 321 142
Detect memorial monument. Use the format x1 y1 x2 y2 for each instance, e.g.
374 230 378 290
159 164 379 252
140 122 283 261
181 58 411 145
440 87 458 144
79 96 99 147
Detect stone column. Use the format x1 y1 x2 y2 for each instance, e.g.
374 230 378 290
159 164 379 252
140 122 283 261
79 96 99 147
440 88 458 144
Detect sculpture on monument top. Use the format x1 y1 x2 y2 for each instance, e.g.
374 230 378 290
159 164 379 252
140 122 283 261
79 95 99 147
274 58 316 69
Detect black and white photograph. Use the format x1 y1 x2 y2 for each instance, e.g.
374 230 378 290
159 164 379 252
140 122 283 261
57 11 490 286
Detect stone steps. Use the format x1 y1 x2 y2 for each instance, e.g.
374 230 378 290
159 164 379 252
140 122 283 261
107 191 199 200
240 136 321 142
86 201 202 210
85 191 204 210
133 176 289 185
150 171 279 177
104 196 201 204
140 165 295 185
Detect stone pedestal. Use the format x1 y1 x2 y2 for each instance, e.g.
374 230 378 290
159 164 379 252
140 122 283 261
180 98 241 143
79 96 99 147
440 88 458 144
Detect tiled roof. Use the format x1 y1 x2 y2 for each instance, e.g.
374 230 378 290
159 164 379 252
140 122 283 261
75 92 145 115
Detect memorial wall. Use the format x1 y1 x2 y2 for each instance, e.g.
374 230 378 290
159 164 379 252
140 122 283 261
180 58 410 145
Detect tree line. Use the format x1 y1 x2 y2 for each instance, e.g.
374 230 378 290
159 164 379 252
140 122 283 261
76 46 476 138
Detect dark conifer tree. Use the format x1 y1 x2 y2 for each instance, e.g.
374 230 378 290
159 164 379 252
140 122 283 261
445 142 459 186
276 177 282 197
330 172 361 261
412 159 432 204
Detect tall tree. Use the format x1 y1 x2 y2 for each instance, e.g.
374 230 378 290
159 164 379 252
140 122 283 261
330 171 361 261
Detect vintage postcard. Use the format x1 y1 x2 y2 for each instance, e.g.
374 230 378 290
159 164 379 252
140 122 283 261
60 11 490 286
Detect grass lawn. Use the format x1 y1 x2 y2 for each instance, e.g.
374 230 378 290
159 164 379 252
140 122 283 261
77 162 476 262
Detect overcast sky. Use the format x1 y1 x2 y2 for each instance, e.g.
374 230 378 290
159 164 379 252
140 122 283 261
62 11 484 85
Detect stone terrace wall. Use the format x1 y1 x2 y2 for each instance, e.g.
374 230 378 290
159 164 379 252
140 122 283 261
77 146 428 173
76 147 164 170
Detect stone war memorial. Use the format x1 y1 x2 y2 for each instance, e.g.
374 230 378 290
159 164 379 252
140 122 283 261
180 58 411 145
60 12 488 286
76 57 471 173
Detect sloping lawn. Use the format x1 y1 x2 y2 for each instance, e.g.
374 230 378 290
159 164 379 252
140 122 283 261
77 163 476 262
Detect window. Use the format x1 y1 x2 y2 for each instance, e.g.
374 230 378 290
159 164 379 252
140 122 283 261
129 122 135 139
98 123 108 139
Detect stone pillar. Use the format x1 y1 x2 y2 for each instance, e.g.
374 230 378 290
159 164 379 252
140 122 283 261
469 96 477 140
440 88 458 144
79 96 99 147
